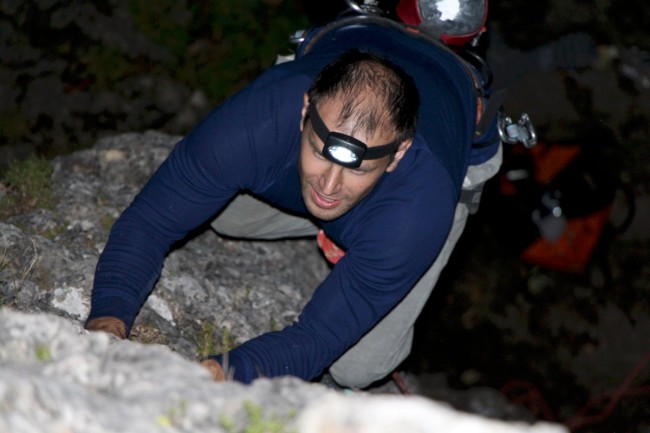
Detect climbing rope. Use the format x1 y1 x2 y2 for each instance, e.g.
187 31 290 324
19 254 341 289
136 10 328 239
502 353 650 431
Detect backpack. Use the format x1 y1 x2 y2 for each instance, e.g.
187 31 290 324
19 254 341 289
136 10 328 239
288 0 525 147
485 134 634 276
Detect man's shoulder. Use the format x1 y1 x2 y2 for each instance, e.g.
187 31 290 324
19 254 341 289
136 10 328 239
337 154 457 242
388 144 459 198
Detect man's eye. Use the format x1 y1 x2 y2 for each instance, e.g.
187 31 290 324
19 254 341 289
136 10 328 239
351 168 367 176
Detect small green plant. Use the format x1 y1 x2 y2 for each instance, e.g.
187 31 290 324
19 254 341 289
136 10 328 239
220 326 236 353
0 245 8 272
219 413 237 433
100 212 117 232
196 321 217 358
219 400 295 433
35 343 52 362
0 154 55 218
269 317 279 332
196 321 237 359
156 399 187 428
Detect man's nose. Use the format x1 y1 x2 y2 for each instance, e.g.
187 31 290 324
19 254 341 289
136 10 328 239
320 163 343 195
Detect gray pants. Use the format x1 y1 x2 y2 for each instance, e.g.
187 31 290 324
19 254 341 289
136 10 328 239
211 146 502 388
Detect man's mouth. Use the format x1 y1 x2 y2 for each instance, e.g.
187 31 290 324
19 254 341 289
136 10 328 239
311 188 341 209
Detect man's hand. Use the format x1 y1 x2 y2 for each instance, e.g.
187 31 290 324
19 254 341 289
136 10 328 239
85 316 127 339
201 358 226 381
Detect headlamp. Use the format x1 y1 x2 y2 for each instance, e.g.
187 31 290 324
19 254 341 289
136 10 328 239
308 103 399 169
396 0 488 47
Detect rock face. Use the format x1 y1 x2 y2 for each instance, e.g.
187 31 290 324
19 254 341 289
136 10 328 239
0 307 328 433
0 131 569 432
1 130 329 360
0 307 568 433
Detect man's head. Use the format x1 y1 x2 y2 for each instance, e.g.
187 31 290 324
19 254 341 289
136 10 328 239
299 50 419 221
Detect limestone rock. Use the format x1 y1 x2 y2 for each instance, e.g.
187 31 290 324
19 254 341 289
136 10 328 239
0 308 567 433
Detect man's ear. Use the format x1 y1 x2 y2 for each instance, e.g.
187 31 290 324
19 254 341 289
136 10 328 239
300 93 309 132
386 138 413 173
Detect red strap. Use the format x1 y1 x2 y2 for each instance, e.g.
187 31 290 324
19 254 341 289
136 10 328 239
396 0 423 26
317 229 346 265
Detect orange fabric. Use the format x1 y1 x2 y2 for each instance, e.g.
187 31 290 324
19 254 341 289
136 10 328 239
531 143 581 184
520 206 611 273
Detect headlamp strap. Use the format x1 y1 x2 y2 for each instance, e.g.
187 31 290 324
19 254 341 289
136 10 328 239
308 103 399 161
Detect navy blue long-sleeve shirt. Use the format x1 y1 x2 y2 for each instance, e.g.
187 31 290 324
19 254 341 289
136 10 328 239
88 20 498 383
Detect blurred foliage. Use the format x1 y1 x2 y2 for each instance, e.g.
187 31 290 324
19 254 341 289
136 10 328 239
0 109 29 144
0 0 310 164
219 400 296 433
81 45 135 90
127 0 308 103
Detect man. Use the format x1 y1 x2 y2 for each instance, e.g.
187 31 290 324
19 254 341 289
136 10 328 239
85 17 501 388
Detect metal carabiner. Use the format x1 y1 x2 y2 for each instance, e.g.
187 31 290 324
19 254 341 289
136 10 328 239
289 29 307 45
498 112 537 148
345 0 383 16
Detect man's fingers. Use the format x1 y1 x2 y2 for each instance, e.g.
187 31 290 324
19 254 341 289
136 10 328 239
201 358 226 382
85 317 127 339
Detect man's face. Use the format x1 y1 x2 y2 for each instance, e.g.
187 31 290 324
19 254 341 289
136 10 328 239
298 95 411 221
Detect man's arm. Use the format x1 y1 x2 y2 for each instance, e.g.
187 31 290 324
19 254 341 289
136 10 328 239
204 156 457 383
85 133 238 332
85 67 309 335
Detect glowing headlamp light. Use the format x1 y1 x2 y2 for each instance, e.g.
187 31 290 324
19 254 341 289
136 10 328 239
308 103 399 169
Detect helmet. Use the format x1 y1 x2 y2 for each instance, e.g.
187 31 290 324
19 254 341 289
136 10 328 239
396 0 488 46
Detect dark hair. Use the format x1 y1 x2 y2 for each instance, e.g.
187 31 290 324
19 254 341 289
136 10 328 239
307 49 419 144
